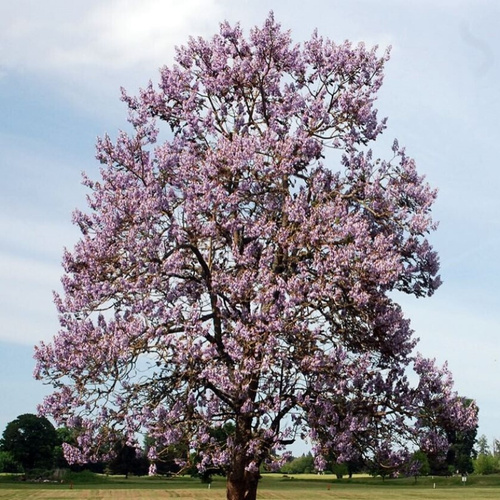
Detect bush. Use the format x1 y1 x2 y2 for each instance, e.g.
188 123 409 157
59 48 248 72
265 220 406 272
280 454 314 474
25 468 55 481
0 451 22 473
474 454 499 475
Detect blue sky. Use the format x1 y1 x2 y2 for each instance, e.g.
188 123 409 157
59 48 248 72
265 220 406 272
1 0 499 453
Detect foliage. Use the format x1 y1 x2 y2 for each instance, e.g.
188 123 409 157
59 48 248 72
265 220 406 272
34 13 477 500
446 426 477 474
447 398 477 475
474 453 499 475
332 461 349 479
280 453 315 474
144 435 188 475
52 427 76 470
108 442 149 477
406 450 430 481
326 450 365 478
473 435 500 476
476 435 490 456
0 414 58 471
425 398 477 475
345 456 366 478
189 423 237 481
492 439 500 457
367 460 394 480
0 451 22 473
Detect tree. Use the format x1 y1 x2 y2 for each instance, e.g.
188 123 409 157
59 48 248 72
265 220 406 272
445 401 477 475
492 438 500 457
331 461 349 479
34 13 477 500
190 423 237 482
407 450 430 482
53 427 74 469
474 453 499 475
108 441 149 477
280 453 314 474
473 434 499 475
0 414 58 471
476 435 490 456
332 456 365 479
425 397 477 475
144 434 188 475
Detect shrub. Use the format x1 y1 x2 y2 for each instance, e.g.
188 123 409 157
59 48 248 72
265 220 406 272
474 454 499 475
0 451 21 473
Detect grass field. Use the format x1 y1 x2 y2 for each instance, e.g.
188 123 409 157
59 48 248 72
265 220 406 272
2 473 500 499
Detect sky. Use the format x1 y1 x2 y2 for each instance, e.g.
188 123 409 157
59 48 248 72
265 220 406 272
1 0 499 454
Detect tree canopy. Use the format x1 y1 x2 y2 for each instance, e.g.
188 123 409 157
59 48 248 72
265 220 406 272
0 414 58 471
34 13 477 500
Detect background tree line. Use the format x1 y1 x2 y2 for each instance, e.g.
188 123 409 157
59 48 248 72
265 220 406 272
0 412 479 480
473 435 500 475
0 414 148 478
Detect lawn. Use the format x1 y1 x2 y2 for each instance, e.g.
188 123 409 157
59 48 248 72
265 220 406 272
2 473 500 499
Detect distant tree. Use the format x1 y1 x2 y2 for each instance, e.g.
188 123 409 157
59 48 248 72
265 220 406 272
407 450 430 482
108 441 149 477
473 434 500 475
474 453 499 475
150 444 188 475
0 414 58 471
367 445 402 480
144 434 187 475
492 438 500 457
280 453 314 474
446 424 477 474
327 450 364 478
344 456 365 478
52 427 74 469
34 13 478 500
423 397 477 475
332 461 349 479
189 423 237 482
368 462 392 481
145 425 235 478
476 435 490 456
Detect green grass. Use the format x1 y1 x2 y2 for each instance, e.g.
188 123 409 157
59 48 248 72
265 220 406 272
2 472 500 499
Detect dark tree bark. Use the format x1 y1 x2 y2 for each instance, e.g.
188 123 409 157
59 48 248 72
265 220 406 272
226 465 260 500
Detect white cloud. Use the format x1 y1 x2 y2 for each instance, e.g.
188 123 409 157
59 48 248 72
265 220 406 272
0 0 224 113
2 0 224 71
0 252 61 345
77 0 223 70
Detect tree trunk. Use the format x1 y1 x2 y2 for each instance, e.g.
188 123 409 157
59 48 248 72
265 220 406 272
226 469 260 500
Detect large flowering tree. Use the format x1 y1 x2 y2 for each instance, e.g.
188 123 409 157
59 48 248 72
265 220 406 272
35 14 476 500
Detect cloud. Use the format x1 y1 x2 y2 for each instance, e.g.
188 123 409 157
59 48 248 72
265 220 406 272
0 252 61 345
1 0 224 113
73 0 224 70
2 0 223 71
